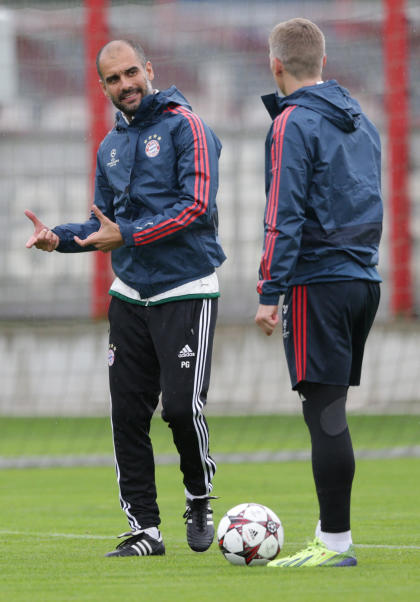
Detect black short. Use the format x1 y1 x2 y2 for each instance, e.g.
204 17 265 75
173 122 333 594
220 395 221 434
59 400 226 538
282 280 380 389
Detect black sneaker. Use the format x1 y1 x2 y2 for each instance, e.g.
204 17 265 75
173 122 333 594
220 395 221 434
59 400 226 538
183 496 217 552
105 530 165 557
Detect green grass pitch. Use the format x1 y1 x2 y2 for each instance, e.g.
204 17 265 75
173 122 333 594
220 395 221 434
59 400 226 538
1 415 420 601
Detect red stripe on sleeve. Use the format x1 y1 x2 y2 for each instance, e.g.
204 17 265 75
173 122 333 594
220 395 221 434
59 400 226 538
132 106 210 245
259 105 296 286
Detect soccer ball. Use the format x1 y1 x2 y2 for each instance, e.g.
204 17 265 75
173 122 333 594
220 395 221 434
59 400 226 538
217 503 284 566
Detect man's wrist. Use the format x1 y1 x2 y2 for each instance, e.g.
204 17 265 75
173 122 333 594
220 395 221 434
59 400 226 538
259 294 281 306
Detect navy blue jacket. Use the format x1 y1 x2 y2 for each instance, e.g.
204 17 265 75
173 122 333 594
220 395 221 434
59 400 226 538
258 80 382 305
54 87 226 298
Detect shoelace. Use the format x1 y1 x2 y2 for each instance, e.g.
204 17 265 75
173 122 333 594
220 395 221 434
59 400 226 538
280 539 323 562
183 502 207 530
307 538 325 551
296 539 324 554
114 530 147 550
183 496 218 529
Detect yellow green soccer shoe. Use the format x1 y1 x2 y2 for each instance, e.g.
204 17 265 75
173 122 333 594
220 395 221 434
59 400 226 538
267 537 357 567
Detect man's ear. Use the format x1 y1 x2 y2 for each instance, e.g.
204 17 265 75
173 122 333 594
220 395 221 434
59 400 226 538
145 61 155 83
100 79 108 98
271 56 285 77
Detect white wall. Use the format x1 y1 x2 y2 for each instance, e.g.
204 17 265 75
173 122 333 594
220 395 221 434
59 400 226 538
1 320 419 416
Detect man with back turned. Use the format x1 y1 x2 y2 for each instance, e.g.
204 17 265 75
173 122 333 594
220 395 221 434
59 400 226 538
255 18 382 568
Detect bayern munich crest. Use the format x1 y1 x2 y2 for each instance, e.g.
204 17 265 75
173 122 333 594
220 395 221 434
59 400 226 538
144 135 161 158
108 343 116 366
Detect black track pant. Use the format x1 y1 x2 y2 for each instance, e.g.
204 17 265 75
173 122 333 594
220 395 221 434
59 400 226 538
108 296 218 531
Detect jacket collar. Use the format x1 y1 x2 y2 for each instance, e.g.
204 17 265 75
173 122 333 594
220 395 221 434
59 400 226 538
115 85 191 130
261 92 282 120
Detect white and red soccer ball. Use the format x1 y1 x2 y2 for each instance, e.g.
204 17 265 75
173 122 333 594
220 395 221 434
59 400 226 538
217 503 284 566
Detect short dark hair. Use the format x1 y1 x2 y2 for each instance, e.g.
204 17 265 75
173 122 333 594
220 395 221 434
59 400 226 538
96 40 147 79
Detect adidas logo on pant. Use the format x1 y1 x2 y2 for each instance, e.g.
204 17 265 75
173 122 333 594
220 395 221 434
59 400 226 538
178 344 195 358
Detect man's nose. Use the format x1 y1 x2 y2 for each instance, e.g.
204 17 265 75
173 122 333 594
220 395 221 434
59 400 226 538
120 74 133 88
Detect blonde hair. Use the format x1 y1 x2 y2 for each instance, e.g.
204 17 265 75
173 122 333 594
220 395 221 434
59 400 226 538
269 18 325 79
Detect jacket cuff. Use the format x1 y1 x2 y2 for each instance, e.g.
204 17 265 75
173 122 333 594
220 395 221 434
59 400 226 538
259 293 281 306
52 227 74 252
118 222 135 247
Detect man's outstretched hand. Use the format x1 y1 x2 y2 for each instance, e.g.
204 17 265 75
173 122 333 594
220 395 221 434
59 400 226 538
25 209 60 252
74 205 123 252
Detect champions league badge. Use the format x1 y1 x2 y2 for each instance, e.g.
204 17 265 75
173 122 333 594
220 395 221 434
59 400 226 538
144 135 161 158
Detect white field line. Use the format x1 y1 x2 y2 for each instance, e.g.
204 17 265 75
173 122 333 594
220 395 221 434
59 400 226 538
2 446 420 469
1 530 420 550
0 530 111 540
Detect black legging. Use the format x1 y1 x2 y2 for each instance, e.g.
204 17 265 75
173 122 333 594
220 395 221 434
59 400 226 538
297 381 355 533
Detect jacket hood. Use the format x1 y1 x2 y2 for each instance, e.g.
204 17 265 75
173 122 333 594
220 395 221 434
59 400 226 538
262 80 361 133
115 85 192 129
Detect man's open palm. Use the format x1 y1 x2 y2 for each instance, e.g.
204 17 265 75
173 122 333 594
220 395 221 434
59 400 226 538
74 205 123 252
